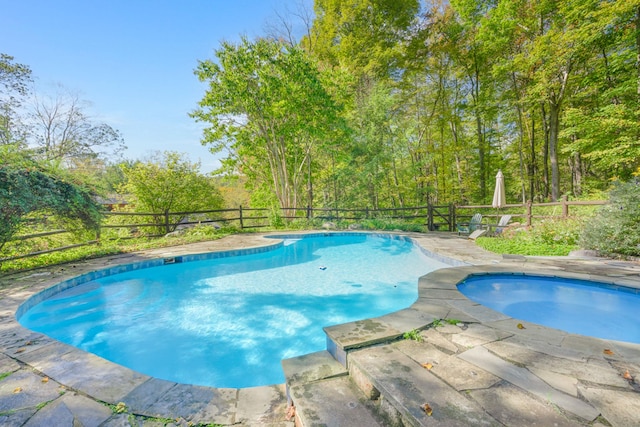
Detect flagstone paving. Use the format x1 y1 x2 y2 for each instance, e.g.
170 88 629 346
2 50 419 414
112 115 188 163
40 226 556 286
0 231 638 426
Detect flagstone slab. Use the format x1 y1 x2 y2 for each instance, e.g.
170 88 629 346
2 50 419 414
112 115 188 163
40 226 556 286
18 343 150 403
451 323 513 347
289 376 384 427
0 370 63 413
420 328 460 354
469 383 587 427
282 350 347 386
23 393 112 427
484 341 630 389
236 384 291 426
377 308 437 333
486 319 568 345
143 383 237 425
528 367 580 397
394 339 452 366
122 377 178 414
431 354 501 391
445 299 512 322
0 352 21 373
578 385 640 427
459 346 599 421
350 344 501 426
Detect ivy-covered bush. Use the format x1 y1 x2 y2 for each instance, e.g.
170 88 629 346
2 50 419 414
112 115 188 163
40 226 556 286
580 180 640 257
0 167 103 252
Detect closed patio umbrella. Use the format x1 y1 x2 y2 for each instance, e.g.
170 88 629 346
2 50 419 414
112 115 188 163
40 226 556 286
492 170 506 209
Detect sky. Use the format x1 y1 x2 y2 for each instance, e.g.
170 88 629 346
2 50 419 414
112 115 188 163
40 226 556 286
2 0 311 172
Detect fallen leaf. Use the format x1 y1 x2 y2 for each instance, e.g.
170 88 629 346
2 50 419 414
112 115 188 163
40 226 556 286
422 403 433 416
13 387 22 394
421 362 433 370
285 404 296 421
41 377 49 383
516 323 525 329
623 370 633 380
15 348 25 354
603 349 614 355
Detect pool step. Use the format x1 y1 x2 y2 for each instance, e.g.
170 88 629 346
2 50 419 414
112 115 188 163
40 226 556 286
283 343 502 427
282 350 385 427
348 344 500 426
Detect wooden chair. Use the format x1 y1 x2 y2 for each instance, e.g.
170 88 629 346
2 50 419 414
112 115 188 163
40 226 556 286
457 213 483 235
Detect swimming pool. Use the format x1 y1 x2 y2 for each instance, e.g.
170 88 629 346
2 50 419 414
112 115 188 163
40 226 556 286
458 274 640 344
18 233 449 388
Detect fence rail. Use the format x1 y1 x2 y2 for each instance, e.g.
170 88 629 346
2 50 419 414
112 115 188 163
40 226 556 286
2 196 607 263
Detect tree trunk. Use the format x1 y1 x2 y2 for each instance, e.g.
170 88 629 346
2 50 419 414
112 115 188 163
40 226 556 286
548 102 560 202
541 104 550 200
637 6 640 102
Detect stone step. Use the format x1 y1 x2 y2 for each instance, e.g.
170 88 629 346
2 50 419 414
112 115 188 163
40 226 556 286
282 350 385 427
288 376 385 427
348 344 501 427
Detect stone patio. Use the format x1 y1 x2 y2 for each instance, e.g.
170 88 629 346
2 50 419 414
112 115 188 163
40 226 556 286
0 232 639 426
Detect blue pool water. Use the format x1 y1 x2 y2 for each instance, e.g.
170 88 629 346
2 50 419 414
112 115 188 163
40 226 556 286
19 234 448 388
458 274 640 344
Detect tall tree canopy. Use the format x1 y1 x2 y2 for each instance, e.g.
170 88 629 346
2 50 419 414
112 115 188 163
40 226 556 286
192 37 345 210
191 0 639 209
0 54 32 147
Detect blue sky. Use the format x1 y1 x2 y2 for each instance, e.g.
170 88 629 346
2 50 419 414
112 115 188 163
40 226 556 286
2 0 311 172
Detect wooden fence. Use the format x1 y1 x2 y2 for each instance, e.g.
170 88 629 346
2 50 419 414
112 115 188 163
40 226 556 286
1 196 606 263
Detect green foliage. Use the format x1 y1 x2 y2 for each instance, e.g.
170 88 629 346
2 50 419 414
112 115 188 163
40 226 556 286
309 0 420 79
0 224 237 273
0 54 32 146
475 218 583 256
359 218 426 233
403 329 423 342
580 180 640 257
119 152 224 233
193 37 346 211
0 167 102 252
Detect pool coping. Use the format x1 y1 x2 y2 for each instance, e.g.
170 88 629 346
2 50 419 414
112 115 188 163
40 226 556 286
1 231 640 425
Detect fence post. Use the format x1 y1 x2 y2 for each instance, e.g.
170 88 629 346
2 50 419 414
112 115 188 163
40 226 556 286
164 210 170 234
562 195 569 217
449 204 455 232
239 205 244 229
427 203 434 231
526 200 532 227
306 205 311 219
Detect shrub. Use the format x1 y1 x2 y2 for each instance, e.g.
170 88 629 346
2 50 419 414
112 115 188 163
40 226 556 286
580 180 640 257
476 217 583 256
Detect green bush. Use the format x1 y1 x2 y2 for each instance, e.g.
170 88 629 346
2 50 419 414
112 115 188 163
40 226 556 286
476 217 583 256
580 180 640 257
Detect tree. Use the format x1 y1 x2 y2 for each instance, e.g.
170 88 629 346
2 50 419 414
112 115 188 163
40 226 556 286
192 37 345 211
309 0 420 80
0 54 32 147
29 89 125 164
119 151 224 233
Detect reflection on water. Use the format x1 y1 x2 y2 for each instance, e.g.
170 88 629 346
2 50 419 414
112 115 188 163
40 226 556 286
20 234 448 388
